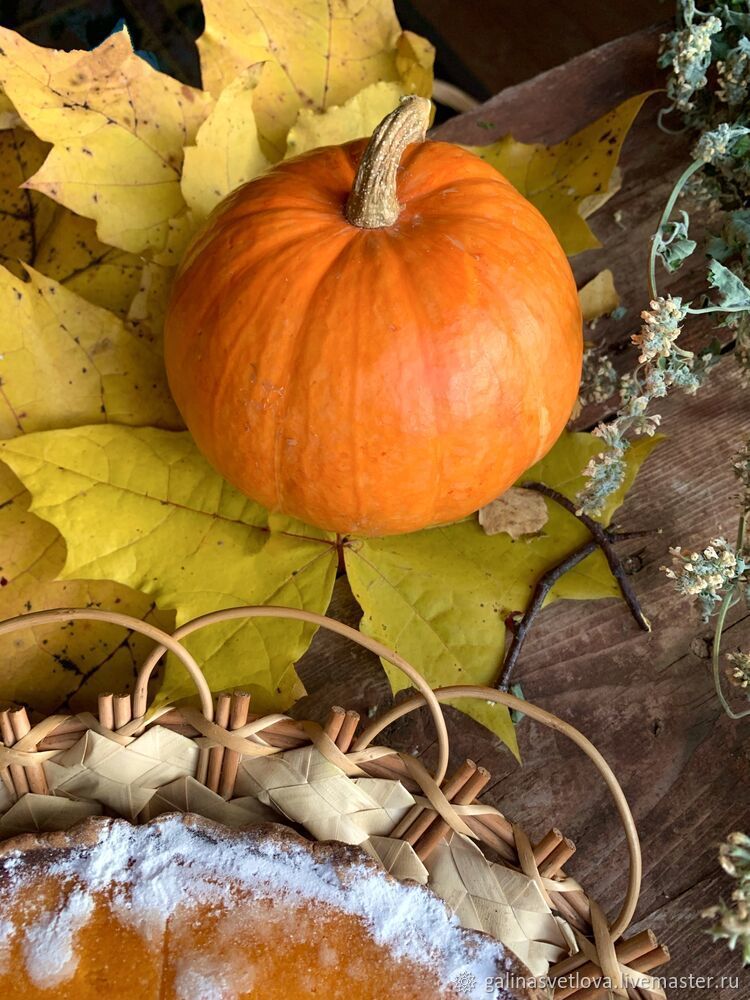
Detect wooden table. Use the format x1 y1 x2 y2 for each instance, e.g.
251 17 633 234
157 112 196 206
294 29 750 999
8 8 747 994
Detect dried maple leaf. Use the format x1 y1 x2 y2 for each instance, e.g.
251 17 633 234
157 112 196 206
0 461 174 714
0 265 181 439
0 26 212 255
181 67 269 224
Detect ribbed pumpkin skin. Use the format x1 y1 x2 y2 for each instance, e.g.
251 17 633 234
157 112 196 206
164 139 582 536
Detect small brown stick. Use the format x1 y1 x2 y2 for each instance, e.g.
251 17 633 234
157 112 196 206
464 807 516 847
334 709 360 752
206 693 231 793
629 944 670 973
98 693 115 731
415 765 491 861
0 708 29 797
195 746 210 787
323 705 346 742
497 540 598 690
463 816 517 862
218 691 251 800
9 707 48 795
397 759 478 843
524 482 651 632
548 891 591 934
539 836 576 877
113 693 132 730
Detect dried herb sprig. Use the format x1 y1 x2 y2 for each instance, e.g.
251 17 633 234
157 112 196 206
663 437 749 719
704 832 750 965
577 1 750 519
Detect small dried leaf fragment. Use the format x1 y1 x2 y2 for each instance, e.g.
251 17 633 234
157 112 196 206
478 487 549 539
0 26 212 255
578 269 620 323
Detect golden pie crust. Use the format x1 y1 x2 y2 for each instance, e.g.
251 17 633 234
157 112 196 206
0 814 541 999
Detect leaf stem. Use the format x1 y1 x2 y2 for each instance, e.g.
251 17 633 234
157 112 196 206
711 511 750 720
648 159 704 300
687 304 750 315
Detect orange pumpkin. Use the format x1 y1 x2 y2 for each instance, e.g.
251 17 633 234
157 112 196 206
165 97 582 537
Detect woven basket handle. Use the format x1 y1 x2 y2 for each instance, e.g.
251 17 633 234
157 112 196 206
356 686 642 940
133 605 452 783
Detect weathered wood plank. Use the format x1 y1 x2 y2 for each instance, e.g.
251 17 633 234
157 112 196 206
296 28 750 999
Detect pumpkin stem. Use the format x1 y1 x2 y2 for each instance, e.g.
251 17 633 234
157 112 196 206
345 96 431 229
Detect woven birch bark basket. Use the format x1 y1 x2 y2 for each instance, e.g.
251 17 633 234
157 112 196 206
0 604 669 999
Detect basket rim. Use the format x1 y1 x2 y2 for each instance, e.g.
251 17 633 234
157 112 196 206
0 603 640 943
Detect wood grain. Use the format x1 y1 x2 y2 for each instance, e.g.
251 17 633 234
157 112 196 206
296 28 750 999
404 0 667 98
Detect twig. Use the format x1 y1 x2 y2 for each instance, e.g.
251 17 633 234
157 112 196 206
523 482 652 632
494 484 653 691
496 541 598 691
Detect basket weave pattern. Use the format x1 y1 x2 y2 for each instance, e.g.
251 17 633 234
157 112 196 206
0 605 670 1000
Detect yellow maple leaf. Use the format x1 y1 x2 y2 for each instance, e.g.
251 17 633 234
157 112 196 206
0 125 145 315
0 127 55 277
0 26 212 255
198 0 434 157
468 93 650 255
0 265 181 439
285 81 404 157
0 425 338 713
181 67 269 224
0 462 174 713
0 88 17 128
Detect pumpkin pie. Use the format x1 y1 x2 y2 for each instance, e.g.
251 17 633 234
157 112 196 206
0 814 540 999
